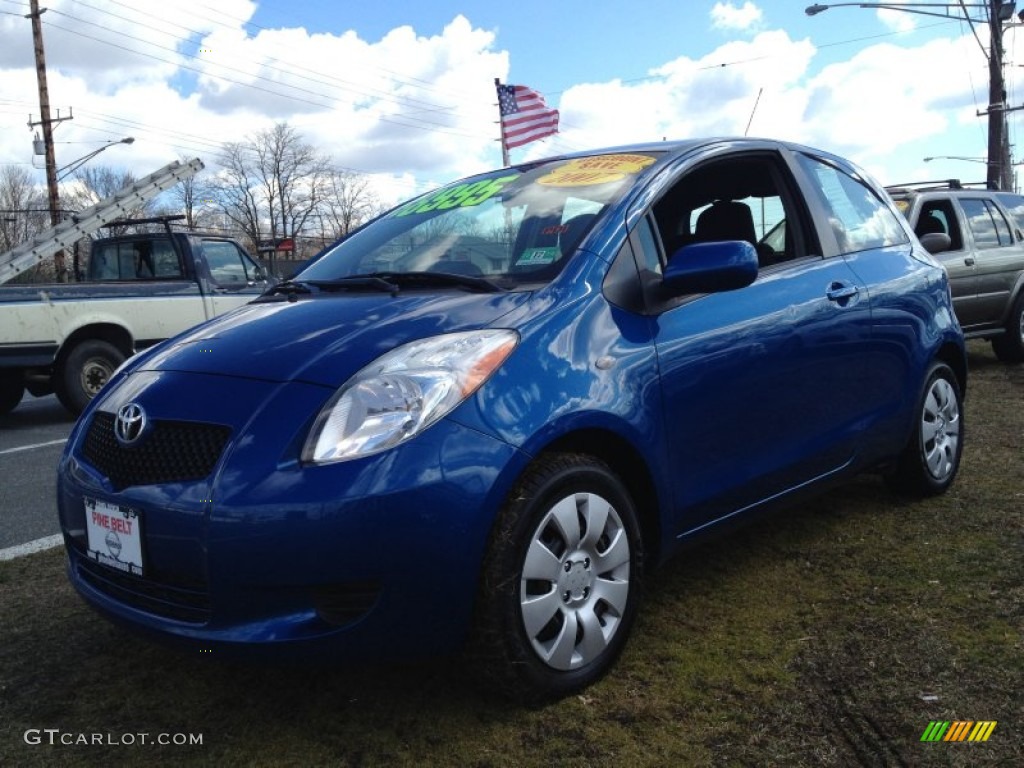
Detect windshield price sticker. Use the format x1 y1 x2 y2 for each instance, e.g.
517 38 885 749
391 174 518 216
537 154 657 187
85 498 143 576
392 174 520 217
515 247 560 266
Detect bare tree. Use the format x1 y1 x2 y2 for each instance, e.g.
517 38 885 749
254 123 329 240
317 168 383 244
167 155 217 230
0 165 48 253
210 122 385 262
0 165 53 282
64 165 150 235
213 140 265 252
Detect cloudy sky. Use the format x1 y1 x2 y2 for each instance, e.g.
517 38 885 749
0 0 1021 205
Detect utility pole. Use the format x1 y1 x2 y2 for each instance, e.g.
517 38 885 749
986 0 1012 190
26 0 72 280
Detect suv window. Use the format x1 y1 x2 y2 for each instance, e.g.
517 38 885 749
994 192 1024 238
916 199 964 251
960 198 1013 249
798 154 907 253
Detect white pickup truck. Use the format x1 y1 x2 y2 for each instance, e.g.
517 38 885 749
0 227 270 415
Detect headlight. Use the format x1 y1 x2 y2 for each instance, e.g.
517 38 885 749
302 329 519 463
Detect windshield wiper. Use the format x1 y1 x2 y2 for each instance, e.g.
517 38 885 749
305 276 401 296
261 279 315 302
370 271 507 293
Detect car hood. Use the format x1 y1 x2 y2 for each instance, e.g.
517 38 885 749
139 291 531 388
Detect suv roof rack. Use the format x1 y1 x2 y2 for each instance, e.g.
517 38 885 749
885 179 991 194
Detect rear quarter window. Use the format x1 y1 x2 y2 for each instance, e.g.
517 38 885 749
993 193 1024 239
797 154 908 254
960 198 1013 249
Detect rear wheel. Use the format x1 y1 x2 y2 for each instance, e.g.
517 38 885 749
469 453 644 704
885 362 963 496
992 291 1024 363
0 373 25 416
55 340 125 416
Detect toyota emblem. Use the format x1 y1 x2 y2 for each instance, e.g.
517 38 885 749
114 403 147 445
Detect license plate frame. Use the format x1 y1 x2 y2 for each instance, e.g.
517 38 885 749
84 497 144 577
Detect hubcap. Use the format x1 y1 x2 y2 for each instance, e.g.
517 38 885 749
519 492 631 671
921 377 960 481
80 358 114 396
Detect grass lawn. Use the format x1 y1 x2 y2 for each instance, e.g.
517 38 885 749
1 341 1020 767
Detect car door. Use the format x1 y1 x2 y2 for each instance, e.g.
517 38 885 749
640 149 874 536
197 239 268 319
958 196 1024 327
913 197 980 326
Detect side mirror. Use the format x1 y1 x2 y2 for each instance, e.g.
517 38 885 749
663 241 759 295
918 232 951 255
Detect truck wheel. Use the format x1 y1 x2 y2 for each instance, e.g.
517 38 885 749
0 373 25 416
55 340 125 416
885 362 963 496
991 291 1024 363
468 453 644 704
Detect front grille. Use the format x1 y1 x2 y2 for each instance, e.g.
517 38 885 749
75 552 211 624
82 412 231 490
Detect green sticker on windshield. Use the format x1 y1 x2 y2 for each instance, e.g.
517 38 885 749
515 247 559 267
391 174 519 217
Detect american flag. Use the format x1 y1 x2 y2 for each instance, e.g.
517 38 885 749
497 83 559 150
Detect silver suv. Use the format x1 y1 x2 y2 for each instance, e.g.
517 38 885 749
888 181 1024 362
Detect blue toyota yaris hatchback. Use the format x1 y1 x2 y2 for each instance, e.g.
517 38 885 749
58 139 966 702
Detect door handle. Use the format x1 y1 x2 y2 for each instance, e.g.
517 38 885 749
964 257 975 266
826 283 859 303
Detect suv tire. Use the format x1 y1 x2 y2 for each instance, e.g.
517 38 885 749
992 291 1024 363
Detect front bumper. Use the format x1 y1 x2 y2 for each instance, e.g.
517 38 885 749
57 369 525 660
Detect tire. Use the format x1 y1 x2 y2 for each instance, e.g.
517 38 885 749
0 373 25 416
468 453 644 704
991 291 1024 363
885 362 964 496
55 340 125 416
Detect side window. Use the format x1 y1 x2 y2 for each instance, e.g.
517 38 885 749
202 240 254 288
89 243 120 280
916 200 964 251
960 198 1013 249
651 153 804 269
797 154 908 253
633 215 664 277
993 192 1024 240
151 240 183 278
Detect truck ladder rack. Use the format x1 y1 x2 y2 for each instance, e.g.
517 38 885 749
0 158 204 284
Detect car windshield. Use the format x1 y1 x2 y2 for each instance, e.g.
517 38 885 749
297 152 664 287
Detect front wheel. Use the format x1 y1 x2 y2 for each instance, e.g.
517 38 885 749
885 362 964 496
55 340 125 416
469 453 644 704
992 291 1024 363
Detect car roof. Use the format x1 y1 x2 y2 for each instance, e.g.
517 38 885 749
528 136 837 162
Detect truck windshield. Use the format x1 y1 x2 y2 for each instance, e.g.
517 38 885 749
297 152 663 287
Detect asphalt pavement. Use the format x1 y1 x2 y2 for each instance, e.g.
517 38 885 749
0 394 77 551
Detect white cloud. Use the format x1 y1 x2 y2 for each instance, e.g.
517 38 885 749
710 2 763 32
876 2 920 33
0 3 1004 209
0 8 507 203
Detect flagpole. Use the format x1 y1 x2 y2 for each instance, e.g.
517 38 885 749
495 78 510 167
